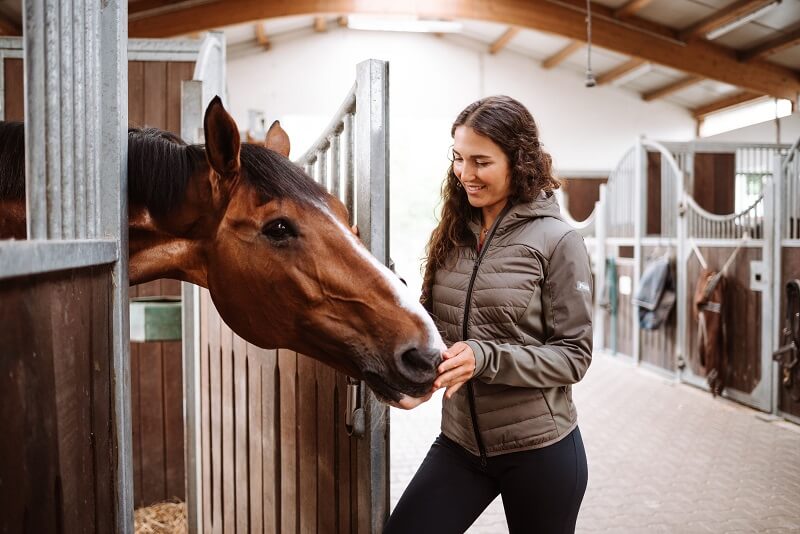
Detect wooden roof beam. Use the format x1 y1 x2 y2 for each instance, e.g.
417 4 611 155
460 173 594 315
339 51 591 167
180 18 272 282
127 0 800 100
541 40 583 69
691 91 764 119
614 0 655 18
642 75 703 101
314 16 328 32
740 27 800 61
489 26 519 54
596 58 647 86
255 22 271 50
680 0 779 40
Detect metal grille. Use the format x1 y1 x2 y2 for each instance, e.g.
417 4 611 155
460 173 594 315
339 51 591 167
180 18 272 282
782 144 800 240
605 146 638 238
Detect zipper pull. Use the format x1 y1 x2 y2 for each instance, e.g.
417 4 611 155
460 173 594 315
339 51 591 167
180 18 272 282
480 453 487 468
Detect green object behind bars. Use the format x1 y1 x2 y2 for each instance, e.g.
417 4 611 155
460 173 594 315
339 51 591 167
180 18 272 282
129 297 182 342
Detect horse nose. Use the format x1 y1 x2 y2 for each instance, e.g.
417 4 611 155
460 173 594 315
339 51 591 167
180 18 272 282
398 347 441 382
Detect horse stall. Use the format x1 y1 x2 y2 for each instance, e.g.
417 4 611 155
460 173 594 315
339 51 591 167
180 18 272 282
180 59 391 533
582 136 797 417
0 1 131 531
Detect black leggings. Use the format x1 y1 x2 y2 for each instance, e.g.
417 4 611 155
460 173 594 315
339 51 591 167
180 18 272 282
384 427 588 534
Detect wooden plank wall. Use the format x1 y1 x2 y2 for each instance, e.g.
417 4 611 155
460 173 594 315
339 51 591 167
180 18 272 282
200 288 364 533
685 247 762 394
2 58 23 121
639 245 677 372
128 59 195 508
601 246 634 358
779 247 800 417
693 153 736 216
0 267 115 532
561 177 607 222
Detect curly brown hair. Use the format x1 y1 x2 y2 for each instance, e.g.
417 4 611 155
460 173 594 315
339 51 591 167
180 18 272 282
420 95 561 309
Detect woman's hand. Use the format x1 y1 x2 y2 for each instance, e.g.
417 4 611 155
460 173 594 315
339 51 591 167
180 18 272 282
434 342 476 399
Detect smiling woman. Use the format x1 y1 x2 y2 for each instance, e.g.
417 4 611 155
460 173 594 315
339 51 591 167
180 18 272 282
387 95 592 534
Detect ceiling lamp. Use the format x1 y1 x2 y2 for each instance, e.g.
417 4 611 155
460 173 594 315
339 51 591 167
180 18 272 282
705 0 780 40
347 15 463 33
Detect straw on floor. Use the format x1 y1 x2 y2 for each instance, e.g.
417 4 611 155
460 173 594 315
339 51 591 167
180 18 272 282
134 500 187 534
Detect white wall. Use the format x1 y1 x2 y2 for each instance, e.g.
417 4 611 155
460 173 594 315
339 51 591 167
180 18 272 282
226 27 696 293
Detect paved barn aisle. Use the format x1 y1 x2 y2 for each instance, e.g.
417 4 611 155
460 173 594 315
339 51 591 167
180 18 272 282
390 354 800 533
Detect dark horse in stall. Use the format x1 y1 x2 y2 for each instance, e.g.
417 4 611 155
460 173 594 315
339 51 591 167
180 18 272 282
0 97 442 408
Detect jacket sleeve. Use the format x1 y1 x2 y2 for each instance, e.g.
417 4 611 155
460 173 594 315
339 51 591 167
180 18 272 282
466 230 593 388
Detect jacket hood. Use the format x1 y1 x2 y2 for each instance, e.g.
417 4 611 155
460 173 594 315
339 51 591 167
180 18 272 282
468 190 564 237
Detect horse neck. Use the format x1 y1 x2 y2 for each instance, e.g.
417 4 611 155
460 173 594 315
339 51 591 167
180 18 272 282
129 164 220 287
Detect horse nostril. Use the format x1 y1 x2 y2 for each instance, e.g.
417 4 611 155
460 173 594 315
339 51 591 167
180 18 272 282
400 348 439 374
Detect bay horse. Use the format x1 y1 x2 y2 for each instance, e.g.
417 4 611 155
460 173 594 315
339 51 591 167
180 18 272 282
0 97 442 408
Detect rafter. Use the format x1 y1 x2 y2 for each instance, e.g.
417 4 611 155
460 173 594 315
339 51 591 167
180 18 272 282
642 75 703 102
614 0 655 18
542 40 583 69
255 22 271 50
127 0 800 100
680 0 778 40
740 27 800 62
489 27 519 54
596 58 647 86
691 91 764 119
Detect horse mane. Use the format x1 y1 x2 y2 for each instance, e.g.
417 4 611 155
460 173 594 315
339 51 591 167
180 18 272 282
0 121 328 214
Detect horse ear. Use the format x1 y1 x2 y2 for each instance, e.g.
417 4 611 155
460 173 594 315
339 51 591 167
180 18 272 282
203 96 241 177
265 120 291 158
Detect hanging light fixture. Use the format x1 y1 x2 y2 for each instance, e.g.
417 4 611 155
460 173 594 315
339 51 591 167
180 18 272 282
585 0 596 87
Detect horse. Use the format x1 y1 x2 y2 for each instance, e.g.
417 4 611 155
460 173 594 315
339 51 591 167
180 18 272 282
0 97 443 408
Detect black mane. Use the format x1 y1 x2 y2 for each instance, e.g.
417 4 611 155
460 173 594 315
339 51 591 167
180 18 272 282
0 122 327 215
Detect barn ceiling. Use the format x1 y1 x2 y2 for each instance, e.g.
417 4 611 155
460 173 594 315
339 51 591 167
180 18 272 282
1 0 799 122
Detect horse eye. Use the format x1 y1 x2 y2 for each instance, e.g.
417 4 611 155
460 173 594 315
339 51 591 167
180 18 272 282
262 219 296 242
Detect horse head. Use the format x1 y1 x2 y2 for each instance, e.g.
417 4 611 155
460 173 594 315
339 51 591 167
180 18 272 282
128 98 444 405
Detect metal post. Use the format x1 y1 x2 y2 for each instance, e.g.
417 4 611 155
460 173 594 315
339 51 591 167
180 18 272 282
181 79 205 534
595 185 607 352
632 137 647 365
771 154 784 414
676 165 689 379
97 0 132 530
355 58 390 534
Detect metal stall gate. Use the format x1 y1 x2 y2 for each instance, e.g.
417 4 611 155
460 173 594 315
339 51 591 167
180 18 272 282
0 1 131 532
183 59 389 533
774 140 800 422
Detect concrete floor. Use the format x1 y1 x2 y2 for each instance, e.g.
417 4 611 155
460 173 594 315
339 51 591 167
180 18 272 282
390 353 800 533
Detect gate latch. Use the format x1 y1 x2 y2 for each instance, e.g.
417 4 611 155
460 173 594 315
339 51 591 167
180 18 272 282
345 377 365 437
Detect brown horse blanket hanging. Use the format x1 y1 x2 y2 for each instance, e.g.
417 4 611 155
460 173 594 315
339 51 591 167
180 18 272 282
693 269 727 396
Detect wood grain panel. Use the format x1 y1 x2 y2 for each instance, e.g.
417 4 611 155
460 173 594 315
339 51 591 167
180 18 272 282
3 58 23 121
279 349 298 534
163 340 185 500
638 246 677 372
561 177 606 222
693 153 736 216
0 267 114 531
298 355 318 533
220 318 235 532
233 335 249 533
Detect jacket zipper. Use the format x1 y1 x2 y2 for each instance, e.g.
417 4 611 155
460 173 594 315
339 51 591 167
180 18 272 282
462 207 509 468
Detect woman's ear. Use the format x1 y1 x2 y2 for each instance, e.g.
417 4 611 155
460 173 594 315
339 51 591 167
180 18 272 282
203 96 241 178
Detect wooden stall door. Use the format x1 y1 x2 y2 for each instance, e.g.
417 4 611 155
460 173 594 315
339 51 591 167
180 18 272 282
778 248 800 418
128 59 196 508
198 291 362 533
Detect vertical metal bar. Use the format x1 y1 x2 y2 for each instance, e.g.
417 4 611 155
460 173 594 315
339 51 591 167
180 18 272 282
594 184 607 352
772 153 783 414
355 58 390 534
44 0 62 238
317 149 327 188
343 112 355 223
60 0 75 238
73 0 86 238
23 0 49 239
331 131 341 200
181 79 205 534
97 0 132 531
632 139 646 364
85 0 98 237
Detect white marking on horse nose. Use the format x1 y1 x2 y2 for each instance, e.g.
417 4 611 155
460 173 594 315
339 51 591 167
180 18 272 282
319 206 445 352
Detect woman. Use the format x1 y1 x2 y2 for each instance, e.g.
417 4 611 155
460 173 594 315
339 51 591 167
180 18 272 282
385 96 592 534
